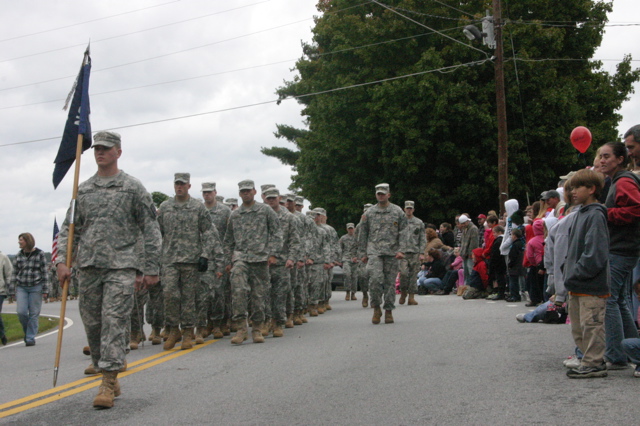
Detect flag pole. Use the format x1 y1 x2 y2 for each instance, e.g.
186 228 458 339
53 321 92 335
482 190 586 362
53 47 91 387
53 131 84 388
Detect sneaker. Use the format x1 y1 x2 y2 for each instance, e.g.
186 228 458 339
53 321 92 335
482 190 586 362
515 313 526 323
606 361 630 370
634 366 640 378
25 340 36 347
566 364 607 379
462 287 482 300
563 356 581 369
1 335 7 345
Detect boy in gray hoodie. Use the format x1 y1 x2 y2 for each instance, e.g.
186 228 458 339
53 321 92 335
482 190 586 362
564 169 610 378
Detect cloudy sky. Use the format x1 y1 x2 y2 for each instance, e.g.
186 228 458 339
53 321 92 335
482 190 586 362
0 0 638 255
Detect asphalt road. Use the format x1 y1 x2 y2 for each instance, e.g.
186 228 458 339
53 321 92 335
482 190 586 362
1 293 639 425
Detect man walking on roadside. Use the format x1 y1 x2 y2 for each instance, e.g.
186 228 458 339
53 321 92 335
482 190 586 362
398 201 426 306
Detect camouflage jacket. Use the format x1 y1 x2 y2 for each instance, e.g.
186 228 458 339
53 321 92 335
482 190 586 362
403 216 427 254
307 224 332 264
358 202 409 257
294 211 315 259
320 224 341 263
57 171 162 275
272 208 302 264
223 201 283 264
157 196 220 266
339 233 358 262
206 202 231 241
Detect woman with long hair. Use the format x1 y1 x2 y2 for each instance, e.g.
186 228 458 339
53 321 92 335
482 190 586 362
599 142 640 368
10 233 49 346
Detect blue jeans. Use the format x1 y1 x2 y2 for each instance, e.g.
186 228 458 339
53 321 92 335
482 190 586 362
16 285 43 344
418 277 443 292
605 254 640 364
523 301 551 323
622 338 640 365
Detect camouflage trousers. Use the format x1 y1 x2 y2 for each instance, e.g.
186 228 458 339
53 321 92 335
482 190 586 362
230 261 268 323
357 261 369 293
202 270 227 323
145 281 164 328
78 267 135 372
398 253 420 294
286 267 297 314
131 288 149 338
196 273 212 328
269 264 291 326
325 268 333 301
366 255 398 311
342 261 358 293
300 265 309 308
307 264 326 305
162 263 199 328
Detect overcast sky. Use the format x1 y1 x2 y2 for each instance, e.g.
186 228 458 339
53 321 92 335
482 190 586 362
0 0 638 256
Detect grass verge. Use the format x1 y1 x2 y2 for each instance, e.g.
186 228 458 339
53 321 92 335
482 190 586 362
1 313 60 343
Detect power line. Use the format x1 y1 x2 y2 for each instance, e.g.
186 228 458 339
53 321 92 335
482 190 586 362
0 0 182 43
0 0 272 64
427 0 475 18
0 58 491 148
371 0 489 58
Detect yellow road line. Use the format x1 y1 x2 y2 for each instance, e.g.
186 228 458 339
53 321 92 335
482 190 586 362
0 340 216 418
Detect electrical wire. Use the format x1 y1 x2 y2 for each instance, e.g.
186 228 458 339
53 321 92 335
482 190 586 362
0 58 492 148
426 0 475 18
371 0 489 58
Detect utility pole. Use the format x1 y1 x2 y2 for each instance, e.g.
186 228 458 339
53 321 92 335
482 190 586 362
493 0 508 216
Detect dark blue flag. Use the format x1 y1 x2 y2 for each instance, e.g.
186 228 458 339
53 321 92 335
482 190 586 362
53 47 92 189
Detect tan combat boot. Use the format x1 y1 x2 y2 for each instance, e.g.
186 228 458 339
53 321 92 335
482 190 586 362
317 302 326 314
84 363 99 375
351 292 357 301
252 323 265 343
372 306 382 324
163 326 181 350
408 293 418 305
285 313 294 329
261 320 271 337
181 328 194 350
362 292 369 308
151 327 162 345
345 292 350 300
83 346 91 356
385 310 394 324
129 331 141 350
194 327 205 345
161 327 168 341
273 323 284 338
301 311 308 323
309 304 318 317
293 310 303 326
231 322 248 345
399 290 407 305
212 321 224 339
221 322 231 336
148 328 157 342
118 360 128 373
93 370 118 409
325 303 332 311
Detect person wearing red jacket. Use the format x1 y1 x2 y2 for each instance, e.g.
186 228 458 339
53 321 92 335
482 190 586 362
462 248 489 300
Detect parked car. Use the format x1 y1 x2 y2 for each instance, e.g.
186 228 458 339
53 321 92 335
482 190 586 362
331 265 344 291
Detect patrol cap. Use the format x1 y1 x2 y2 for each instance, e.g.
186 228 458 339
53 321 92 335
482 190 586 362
225 197 238 205
201 182 216 192
285 194 296 202
263 188 280 198
364 203 373 209
346 223 355 229
92 131 121 148
260 184 275 192
405 201 414 209
238 180 255 190
215 195 224 202
375 183 390 194
313 207 327 216
174 173 190 184
307 210 318 217
295 196 305 206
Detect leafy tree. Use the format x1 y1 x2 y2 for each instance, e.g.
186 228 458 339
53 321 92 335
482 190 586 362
264 0 639 230
152 191 170 208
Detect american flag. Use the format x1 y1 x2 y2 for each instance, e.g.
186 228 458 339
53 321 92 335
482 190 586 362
52 218 59 264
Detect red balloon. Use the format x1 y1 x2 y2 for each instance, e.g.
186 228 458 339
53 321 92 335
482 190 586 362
570 126 592 153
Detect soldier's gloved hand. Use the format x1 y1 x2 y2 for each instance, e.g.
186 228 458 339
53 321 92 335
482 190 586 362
198 257 208 272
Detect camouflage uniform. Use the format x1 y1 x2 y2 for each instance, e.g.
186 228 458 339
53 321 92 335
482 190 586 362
157 196 222 329
130 287 149 342
292 206 313 311
399 213 426 295
322 222 340 303
223 197 282 325
57 169 161 372
339 228 359 294
145 281 164 330
200 199 231 328
268 198 301 327
307 215 332 305
358 200 408 311
354 206 371 296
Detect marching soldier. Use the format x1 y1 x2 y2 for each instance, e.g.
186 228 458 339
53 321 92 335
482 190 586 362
398 201 426 306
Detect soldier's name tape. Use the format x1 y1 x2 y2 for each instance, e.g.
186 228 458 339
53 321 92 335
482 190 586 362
0 340 216 419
